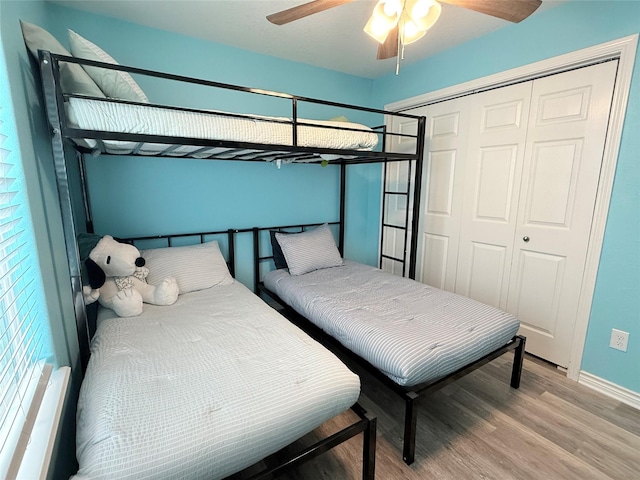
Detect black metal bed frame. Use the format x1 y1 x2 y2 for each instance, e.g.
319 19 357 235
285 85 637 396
252 224 526 465
37 50 426 362
229 402 376 479
35 50 431 479
77 228 378 480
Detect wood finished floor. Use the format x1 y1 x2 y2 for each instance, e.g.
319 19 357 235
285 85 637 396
254 353 640 480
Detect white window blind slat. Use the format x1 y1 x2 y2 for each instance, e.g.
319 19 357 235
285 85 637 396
0 326 41 413
0 218 20 235
0 345 43 440
0 48 56 478
0 305 39 392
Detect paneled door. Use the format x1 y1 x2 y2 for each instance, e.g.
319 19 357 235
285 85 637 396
412 60 618 367
409 96 470 291
454 82 533 310
506 61 618 366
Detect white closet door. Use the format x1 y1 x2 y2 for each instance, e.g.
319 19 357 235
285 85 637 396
454 82 533 310
507 61 618 367
412 98 470 290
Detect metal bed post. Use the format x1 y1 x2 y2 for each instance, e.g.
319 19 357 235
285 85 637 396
379 161 388 269
252 228 260 294
408 116 426 280
401 160 414 277
76 151 94 233
227 229 236 278
402 391 419 465
292 98 298 147
511 335 527 388
339 163 346 255
351 403 377 480
39 50 91 371
379 125 388 269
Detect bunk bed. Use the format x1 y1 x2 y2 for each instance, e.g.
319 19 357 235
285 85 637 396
36 43 425 479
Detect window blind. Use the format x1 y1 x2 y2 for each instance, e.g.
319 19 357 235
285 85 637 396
0 52 55 478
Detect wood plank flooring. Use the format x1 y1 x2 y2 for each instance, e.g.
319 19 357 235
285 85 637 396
259 353 640 480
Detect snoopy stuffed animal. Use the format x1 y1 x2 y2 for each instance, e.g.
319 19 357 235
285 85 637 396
83 235 179 317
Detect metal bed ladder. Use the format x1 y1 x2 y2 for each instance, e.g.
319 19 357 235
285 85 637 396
379 159 415 278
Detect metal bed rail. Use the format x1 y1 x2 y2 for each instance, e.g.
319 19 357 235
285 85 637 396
74 228 378 480
252 221 527 465
260 282 526 466
228 403 376 480
39 50 425 164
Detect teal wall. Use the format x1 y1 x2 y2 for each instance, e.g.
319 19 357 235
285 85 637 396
43 4 383 279
1 0 638 476
372 0 640 393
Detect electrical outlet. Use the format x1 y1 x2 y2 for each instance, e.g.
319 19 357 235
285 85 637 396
610 329 629 352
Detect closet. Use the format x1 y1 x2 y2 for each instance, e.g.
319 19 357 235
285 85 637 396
384 60 618 367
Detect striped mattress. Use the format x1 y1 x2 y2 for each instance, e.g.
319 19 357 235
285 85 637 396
73 281 360 480
263 261 520 387
66 97 379 161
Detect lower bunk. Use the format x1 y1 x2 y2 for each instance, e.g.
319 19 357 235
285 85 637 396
73 233 376 480
254 223 526 465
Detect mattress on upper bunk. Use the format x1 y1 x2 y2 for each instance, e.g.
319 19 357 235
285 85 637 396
66 97 379 160
74 280 360 480
263 261 520 388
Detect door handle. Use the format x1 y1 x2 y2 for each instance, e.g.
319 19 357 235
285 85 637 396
523 236 530 242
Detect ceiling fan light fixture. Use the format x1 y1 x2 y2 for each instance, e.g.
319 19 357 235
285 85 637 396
407 0 441 32
363 17 391 43
382 0 403 17
364 0 401 44
399 16 427 45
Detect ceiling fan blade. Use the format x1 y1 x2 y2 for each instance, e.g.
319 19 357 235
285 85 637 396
440 0 542 23
377 26 399 60
267 0 354 25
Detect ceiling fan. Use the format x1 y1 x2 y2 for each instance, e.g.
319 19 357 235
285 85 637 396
267 0 542 61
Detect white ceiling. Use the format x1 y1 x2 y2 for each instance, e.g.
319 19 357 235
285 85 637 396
50 0 561 78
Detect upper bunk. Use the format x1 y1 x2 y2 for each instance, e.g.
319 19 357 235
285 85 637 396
38 50 426 166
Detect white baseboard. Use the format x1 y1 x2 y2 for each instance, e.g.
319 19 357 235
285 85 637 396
578 371 640 411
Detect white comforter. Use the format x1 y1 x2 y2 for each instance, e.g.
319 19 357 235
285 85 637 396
264 261 520 387
67 98 379 160
73 281 360 480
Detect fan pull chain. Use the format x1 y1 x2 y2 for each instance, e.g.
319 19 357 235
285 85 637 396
396 29 402 75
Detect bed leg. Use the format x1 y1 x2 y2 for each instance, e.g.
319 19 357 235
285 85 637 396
402 391 419 465
510 335 526 389
362 412 377 480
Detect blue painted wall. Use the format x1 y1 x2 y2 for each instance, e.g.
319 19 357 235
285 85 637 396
44 2 384 285
372 0 640 393
2 3 638 477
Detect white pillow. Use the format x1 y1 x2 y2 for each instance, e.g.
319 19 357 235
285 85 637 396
20 21 105 98
275 224 343 276
68 29 149 103
141 241 233 294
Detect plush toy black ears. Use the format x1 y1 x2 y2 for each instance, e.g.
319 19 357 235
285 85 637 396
85 258 106 289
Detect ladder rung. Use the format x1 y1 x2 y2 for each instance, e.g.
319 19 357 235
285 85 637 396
383 191 409 196
382 223 407 230
381 254 405 263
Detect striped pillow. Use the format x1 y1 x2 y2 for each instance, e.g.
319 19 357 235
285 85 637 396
275 224 343 276
142 241 233 294
68 29 149 103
